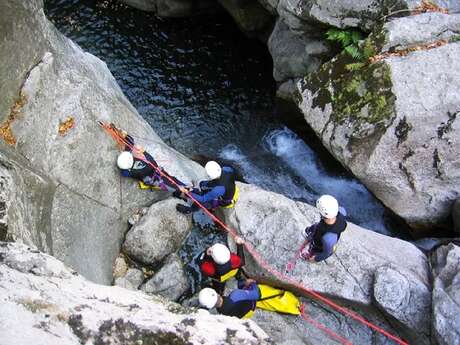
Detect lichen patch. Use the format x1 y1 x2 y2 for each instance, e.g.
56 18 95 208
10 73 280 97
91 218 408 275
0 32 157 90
0 92 27 145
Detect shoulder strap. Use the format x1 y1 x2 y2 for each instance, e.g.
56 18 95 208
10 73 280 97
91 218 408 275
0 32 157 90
258 291 285 302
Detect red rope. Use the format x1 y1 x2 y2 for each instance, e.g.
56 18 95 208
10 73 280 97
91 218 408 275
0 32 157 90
300 304 353 345
100 122 409 345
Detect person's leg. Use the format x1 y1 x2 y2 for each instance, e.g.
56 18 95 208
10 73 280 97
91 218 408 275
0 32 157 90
176 201 210 214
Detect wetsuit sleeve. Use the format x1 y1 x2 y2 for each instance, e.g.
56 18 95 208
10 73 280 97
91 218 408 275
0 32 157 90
236 243 245 267
200 261 216 277
303 223 317 240
120 169 131 177
199 180 210 190
190 186 225 203
314 233 338 262
144 152 159 167
230 283 260 302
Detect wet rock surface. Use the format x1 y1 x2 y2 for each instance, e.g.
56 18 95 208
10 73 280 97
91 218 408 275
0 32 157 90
120 0 218 17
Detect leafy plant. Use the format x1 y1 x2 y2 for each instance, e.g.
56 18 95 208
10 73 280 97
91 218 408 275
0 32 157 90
326 28 364 59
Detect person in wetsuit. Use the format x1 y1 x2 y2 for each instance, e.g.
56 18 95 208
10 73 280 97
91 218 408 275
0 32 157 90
198 278 260 319
116 130 186 192
301 195 347 262
198 236 245 295
176 161 237 214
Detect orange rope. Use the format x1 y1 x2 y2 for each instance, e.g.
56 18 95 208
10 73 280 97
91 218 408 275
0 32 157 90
99 122 409 345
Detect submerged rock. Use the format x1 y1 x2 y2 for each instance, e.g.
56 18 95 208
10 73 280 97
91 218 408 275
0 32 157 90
431 244 460 345
0 242 271 345
123 198 193 265
218 0 274 38
0 0 205 284
120 0 218 17
297 12 460 231
141 253 189 301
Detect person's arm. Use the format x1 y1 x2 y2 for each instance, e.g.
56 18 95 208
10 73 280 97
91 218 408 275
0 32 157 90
143 152 159 168
230 282 260 302
314 233 338 262
303 223 318 240
123 134 135 150
236 243 245 267
120 169 132 177
190 186 225 203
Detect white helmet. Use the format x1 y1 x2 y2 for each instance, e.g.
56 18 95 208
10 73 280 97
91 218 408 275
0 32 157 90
209 243 231 265
199 288 218 309
205 161 222 180
117 151 134 170
316 195 339 219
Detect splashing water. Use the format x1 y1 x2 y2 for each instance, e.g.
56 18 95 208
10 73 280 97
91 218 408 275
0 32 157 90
221 128 392 235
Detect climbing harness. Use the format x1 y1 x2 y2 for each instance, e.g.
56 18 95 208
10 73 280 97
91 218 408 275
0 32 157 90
99 121 409 345
221 185 240 209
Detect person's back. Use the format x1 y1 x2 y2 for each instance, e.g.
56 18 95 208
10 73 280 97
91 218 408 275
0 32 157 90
216 280 260 318
199 238 245 294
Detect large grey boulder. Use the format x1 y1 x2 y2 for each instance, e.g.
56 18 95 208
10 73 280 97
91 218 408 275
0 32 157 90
0 0 205 284
268 19 331 82
0 242 271 345
141 253 189 301
431 244 460 345
123 198 193 265
297 12 460 231
225 183 429 344
120 0 218 17
373 266 431 344
276 0 459 31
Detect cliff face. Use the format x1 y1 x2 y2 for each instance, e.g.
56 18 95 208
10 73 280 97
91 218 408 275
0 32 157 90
0 242 271 345
296 13 460 231
0 0 205 284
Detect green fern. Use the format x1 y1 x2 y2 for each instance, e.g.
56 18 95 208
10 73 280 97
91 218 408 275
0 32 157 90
344 45 362 59
326 28 364 60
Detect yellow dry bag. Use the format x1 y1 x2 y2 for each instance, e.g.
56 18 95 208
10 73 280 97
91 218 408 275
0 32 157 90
256 284 301 315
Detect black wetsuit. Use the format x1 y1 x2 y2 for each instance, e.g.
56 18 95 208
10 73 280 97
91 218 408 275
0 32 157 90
306 212 347 262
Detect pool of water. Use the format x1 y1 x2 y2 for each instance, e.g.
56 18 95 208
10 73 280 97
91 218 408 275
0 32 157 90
45 0 409 240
